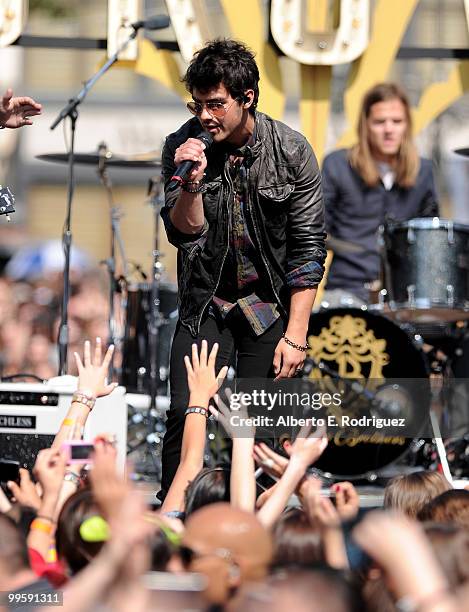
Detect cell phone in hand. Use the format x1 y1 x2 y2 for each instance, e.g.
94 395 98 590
0 459 20 484
0 459 20 501
61 441 95 465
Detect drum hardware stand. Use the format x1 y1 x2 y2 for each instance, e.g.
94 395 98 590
97 143 130 381
378 223 395 306
430 409 454 485
50 24 148 376
131 176 169 478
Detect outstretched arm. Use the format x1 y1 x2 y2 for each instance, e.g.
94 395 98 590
161 340 228 513
0 88 42 128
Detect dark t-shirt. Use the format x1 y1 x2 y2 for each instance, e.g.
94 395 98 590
322 148 439 291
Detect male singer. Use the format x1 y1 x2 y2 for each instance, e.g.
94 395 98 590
159 39 326 497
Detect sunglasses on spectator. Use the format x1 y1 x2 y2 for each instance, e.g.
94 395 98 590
186 97 240 118
178 544 235 568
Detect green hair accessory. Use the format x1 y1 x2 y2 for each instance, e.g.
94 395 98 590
79 515 110 542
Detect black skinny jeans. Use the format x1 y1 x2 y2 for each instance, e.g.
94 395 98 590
159 307 284 499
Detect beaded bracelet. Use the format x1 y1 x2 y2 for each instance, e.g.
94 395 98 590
185 406 210 418
181 179 207 194
282 333 309 352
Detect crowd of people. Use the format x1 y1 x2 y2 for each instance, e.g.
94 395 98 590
0 337 468 611
0 270 111 381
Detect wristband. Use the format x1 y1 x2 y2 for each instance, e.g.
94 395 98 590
185 406 210 418
282 334 309 352
31 519 54 535
72 391 96 411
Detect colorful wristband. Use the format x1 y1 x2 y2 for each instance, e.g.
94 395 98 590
31 519 54 535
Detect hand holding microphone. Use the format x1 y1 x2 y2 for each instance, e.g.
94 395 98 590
169 131 213 190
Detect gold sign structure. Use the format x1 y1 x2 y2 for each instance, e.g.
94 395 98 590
2 1 468 159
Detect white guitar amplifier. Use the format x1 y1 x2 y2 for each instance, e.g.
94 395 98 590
0 377 127 470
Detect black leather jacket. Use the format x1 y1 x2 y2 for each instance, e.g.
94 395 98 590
161 111 326 336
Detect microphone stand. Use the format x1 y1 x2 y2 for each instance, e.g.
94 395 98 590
51 27 139 376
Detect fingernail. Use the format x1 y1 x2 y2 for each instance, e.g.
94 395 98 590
96 337 101 343
336 485 341 491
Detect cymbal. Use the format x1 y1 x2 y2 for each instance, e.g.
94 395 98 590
37 151 161 168
326 236 366 254
454 148 469 158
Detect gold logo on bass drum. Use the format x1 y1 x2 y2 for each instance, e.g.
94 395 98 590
307 314 389 379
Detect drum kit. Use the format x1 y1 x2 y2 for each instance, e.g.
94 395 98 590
36 146 469 483
309 216 469 482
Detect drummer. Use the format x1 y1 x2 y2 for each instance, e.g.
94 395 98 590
322 82 439 306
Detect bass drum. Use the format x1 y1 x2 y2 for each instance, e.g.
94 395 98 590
121 283 177 395
305 307 430 481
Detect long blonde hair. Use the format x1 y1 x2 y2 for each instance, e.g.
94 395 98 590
349 82 420 188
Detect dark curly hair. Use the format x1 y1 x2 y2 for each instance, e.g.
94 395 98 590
182 38 260 114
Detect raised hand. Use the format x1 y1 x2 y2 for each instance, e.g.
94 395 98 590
33 448 66 497
303 480 341 530
184 340 228 407
253 442 289 479
288 423 328 472
0 88 42 128
210 388 255 439
90 440 126 521
74 338 117 398
352 511 451 604
332 481 359 521
7 468 41 511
